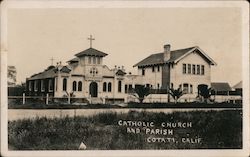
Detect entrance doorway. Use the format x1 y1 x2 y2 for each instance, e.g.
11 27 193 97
89 82 98 97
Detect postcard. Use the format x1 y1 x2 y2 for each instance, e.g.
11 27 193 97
1 1 249 157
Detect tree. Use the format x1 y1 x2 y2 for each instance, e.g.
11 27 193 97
8 66 17 87
197 84 211 103
168 88 184 104
131 85 150 103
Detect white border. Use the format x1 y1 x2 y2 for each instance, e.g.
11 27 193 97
1 1 249 157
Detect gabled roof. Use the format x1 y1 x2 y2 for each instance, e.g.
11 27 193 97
116 69 127 76
60 66 71 73
75 48 108 57
233 81 242 89
133 46 216 67
211 82 232 91
28 66 56 80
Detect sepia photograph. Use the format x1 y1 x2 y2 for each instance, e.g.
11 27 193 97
1 1 249 157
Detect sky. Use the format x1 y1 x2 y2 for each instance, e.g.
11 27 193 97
7 7 242 86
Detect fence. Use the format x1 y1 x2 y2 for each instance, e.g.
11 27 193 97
9 94 52 105
8 92 242 105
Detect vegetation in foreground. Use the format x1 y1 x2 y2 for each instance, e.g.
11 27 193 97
8 110 242 150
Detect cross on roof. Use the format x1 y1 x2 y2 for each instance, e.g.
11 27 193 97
87 35 95 48
50 57 54 65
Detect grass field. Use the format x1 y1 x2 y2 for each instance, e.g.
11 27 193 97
8 110 242 150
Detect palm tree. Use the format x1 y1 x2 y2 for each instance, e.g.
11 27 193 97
197 84 211 103
168 88 184 104
131 85 150 103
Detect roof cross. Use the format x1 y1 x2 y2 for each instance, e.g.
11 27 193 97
50 57 54 65
87 35 95 48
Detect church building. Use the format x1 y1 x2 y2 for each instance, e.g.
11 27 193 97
26 36 216 103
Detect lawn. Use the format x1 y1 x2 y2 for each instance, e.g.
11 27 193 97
8 110 242 150
8 98 242 109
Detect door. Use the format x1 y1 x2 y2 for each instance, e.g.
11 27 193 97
89 82 98 97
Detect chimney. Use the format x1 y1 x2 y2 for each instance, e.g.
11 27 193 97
163 44 171 62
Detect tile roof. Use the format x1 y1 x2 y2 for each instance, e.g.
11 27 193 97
133 47 195 67
211 82 232 91
233 81 242 89
75 48 108 57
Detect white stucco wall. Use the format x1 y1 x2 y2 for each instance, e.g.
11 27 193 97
137 66 162 88
170 51 211 99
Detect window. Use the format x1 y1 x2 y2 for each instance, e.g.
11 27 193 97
171 83 174 89
118 81 122 92
34 80 38 91
55 78 57 91
90 67 98 77
190 84 193 94
157 83 160 89
183 83 189 94
183 64 186 74
192 64 196 74
88 56 91 64
188 64 191 74
142 68 145 75
72 81 77 91
41 80 45 91
93 56 96 64
108 82 112 92
128 84 133 92
97 57 100 64
49 79 53 91
125 84 128 93
63 78 67 91
157 65 160 72
29 81 32 91
201 65 205 75
197 65 200 75
179 84 182 90
78 81 82 91
152 66 155 72
103 82 107 92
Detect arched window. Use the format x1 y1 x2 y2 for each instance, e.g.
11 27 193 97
103 82 107 92
118 81 122 93
125 84 128 93
78 81 82 91
108 82 112 92
72 81 77 91
63 78 67 91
